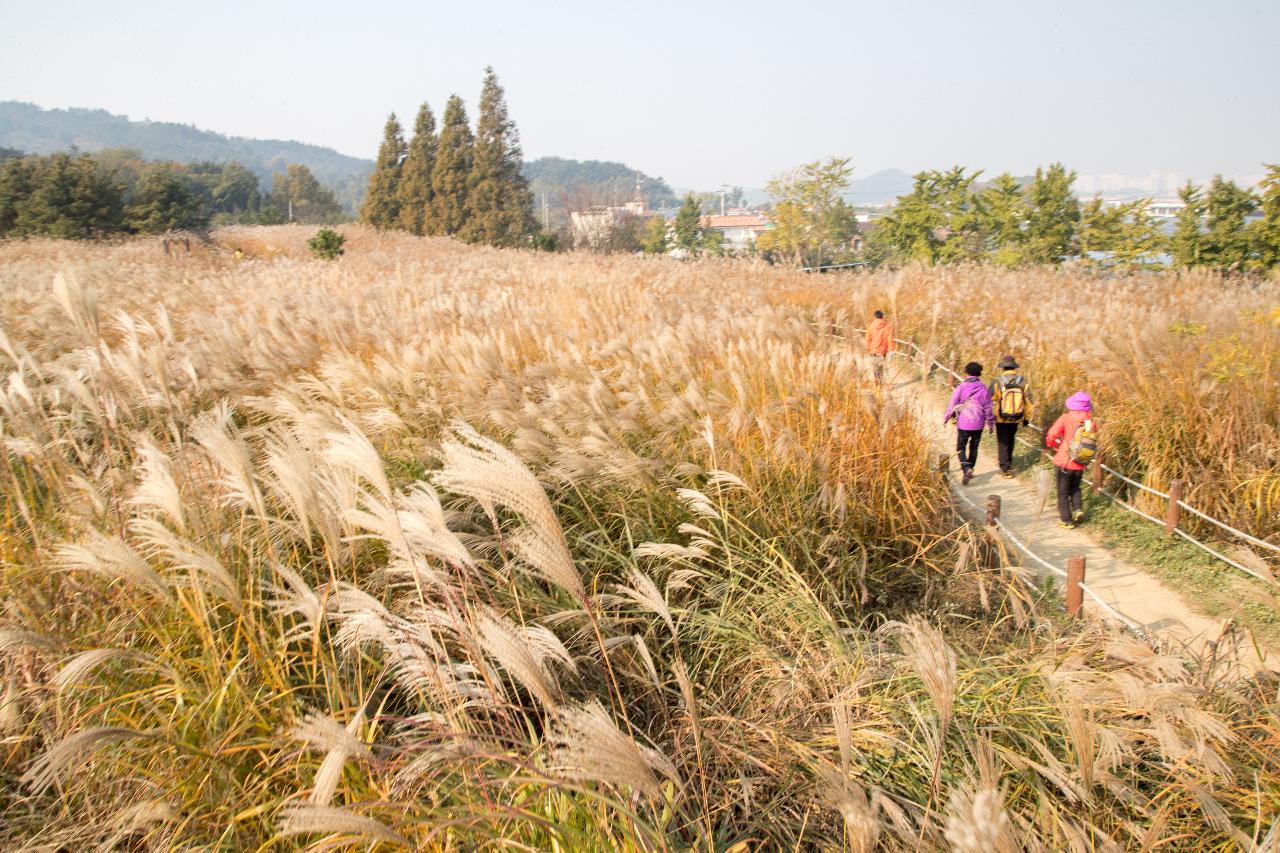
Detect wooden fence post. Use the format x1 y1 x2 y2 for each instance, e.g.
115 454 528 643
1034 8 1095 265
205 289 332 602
986 495 1001 528
938 452 950 482
1090 452 1103 493
1165 479 1184 536
1066 555 1086 617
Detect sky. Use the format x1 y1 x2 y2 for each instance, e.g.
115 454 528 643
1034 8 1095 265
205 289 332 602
1 0 1276 189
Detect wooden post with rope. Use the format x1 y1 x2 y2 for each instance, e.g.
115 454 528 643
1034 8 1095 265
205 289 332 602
1165 479 1184 536
1090 452 1103 493
1066 555 1086 616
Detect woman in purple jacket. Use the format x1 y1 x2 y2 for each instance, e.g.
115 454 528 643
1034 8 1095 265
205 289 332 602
943 361 994 485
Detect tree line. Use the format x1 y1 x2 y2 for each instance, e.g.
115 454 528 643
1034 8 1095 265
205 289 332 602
866 163 1280 272
360 68 535 246
0 148 344 239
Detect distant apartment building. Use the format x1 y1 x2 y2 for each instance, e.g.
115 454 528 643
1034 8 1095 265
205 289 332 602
699 212 770 252
1146 198 1186 219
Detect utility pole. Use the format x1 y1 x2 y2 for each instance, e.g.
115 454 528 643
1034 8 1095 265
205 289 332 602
541 192 548 230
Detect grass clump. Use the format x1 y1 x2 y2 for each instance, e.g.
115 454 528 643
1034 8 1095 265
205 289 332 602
0 229 1277 850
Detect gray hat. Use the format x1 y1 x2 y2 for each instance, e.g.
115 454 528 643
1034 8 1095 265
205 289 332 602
998 355 1019 370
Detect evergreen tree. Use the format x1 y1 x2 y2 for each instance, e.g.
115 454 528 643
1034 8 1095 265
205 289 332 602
124 163 210 234
672 194 704 255
0 156 39 236
360 113 406 229
930 167 986 264
1201 175 1257 271
396 102 437 235
1020 163 1079 264
19 153 125 238
1254 164 1280 271
1170 181 1206 268
864 170 952 266
1077 197 1162 271
977 173 1025 266
430 95 474 236
461 68 534 246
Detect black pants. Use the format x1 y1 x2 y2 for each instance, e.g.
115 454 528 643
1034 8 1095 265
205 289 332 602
1056 466 1083 522
955 428 982 472
995 423 1019 472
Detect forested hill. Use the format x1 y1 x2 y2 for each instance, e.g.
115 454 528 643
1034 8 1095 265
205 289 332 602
523 156 678 226
1 102 678 221
0 102 374 211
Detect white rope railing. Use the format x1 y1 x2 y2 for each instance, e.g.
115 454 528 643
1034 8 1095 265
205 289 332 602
828 323 1280 580
951 471 1151 641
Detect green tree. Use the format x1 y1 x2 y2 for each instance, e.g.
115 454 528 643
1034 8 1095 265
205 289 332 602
17 153 126 238
270 164 343 224
124 162 209 234
929 167 986 264
1020 163 1079 264
672 194 704 255
396 102 437 235
865 168 967 266
756 157 857 266
1201 175 1257 271
1077 197 1162 271
461 68 534 246
211 162 262 218
430 95 474 236
1169 182 1206 268
0 156 40 236
308 227 346 260
360 113 406 229
640 215 670 255
1254 164 1280 270
977 173 1025 266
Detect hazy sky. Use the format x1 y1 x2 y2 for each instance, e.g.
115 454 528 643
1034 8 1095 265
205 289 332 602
1 0 1275 188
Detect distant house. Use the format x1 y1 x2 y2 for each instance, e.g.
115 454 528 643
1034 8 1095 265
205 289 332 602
569 181 656 250
699 212 770 252
1146 199 1186 219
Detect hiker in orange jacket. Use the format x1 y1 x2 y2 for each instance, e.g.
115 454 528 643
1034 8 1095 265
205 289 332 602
1045 391 1097 528
864 310 895 382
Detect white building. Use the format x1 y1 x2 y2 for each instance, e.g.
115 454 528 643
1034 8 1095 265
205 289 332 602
699 213 770 252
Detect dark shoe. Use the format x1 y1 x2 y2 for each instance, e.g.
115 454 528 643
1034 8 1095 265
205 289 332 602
1000 469 1015 479
1072 510 1085 523
961 468 973 486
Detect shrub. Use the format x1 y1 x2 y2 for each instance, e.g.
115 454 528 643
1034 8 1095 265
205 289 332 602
307 226 345 259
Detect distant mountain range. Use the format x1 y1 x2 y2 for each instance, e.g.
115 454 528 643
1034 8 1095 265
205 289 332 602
0 102 923 216
0 101 374 211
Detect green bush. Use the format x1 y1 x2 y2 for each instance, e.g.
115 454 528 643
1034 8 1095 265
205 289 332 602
308 226 346 260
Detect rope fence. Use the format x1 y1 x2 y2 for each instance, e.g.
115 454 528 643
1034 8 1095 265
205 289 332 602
951 479 1152 640
840 325 1278 585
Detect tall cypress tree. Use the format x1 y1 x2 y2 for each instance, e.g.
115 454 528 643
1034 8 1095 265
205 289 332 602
360 113 406 229
461 67 534 246
397 102 437 235
430 95 474 236
1170 182 1206 268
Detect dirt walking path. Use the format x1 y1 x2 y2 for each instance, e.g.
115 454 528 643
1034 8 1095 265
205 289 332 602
879 358 1273 671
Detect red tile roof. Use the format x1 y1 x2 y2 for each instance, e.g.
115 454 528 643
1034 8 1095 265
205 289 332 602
700 214 769 229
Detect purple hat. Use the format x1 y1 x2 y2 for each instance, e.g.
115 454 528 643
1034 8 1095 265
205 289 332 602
1066 391 1092 411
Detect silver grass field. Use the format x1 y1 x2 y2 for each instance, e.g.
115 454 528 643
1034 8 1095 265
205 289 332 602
0 226 1278 851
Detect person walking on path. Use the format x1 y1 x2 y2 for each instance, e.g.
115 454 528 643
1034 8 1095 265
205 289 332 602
989 354 1033 478
943 361 993 486
864 310 896 383
1045 391 1098 528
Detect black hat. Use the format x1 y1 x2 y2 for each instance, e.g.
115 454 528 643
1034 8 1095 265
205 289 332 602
998 355 1019 370
964 361 983 377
